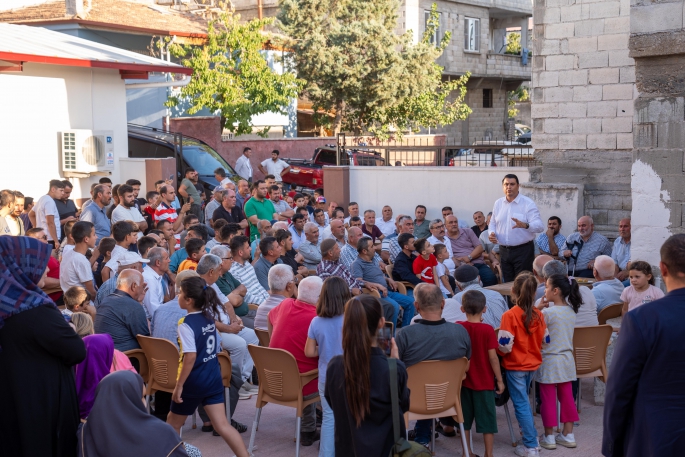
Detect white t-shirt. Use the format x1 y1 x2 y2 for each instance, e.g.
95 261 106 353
111 205 146 239
34 194 61 241
59 249 93 292
534 286 599 327
105 245 128 271
436 262 451 296
260 158 289 181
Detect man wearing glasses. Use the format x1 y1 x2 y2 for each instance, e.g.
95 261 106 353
427 218 456 274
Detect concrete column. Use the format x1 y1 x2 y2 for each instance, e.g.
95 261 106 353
520 18 528 51
402 0 421 44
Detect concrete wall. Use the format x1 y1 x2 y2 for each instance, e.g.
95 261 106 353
520 182 584 238
629 0 685 267
0 64 129 201
531 0 635 235
347 166 531 225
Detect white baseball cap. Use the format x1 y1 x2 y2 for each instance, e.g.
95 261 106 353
117 251 150 267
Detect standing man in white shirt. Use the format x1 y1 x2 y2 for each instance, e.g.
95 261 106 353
489 174 544 282
234 147 254 182
258 149 290 182
142 247 171 318
29 179 65 250
111 184 148 237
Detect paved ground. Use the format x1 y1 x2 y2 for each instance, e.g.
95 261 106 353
179 377 604 456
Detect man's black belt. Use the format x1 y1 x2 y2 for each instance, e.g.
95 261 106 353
499 240 534 250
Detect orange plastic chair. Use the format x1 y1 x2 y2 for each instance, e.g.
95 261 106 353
573 325 613 413
363 287 381 298
404 358 470 454
123 348 149 384
254 328 271 347
217 350 232 419
248 303 259 312
247 345 319 457
598 303 622 325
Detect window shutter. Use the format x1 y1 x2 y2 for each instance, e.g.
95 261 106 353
464 18 469 49
475 19 480 51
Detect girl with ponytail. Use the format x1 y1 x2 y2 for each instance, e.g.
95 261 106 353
497 272 549 456
166 276 249 457
324 295 410 457
535 274 581 450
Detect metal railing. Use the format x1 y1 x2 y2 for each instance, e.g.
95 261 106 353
336 134 539 167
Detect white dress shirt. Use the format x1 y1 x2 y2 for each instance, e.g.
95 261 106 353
375 218 396 237
142 267 165 319
235 154 253 180
490 193 544 247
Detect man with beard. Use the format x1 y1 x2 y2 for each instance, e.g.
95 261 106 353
80 184 112 242
244 180 277 242
535 216 566 260
4 191 25 236
111 184 147 237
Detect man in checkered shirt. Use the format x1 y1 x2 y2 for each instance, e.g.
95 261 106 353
535 216 566 259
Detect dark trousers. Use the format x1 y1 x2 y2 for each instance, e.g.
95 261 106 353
500 241 535 282
570 268 594 278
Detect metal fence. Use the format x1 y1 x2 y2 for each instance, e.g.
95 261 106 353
336 133 539 167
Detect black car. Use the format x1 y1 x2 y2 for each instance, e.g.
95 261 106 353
127 124 240 196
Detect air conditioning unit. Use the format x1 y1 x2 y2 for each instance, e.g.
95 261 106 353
61 130 115 174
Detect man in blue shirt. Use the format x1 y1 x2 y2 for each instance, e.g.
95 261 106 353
79 184 112 242
611 218 631 285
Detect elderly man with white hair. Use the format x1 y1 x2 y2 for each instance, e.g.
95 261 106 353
592 255 625 312
562 215 613 278
254 264 297 331
427 218 456 274
197 254 260 399
299 222 322 270
268 276 324 446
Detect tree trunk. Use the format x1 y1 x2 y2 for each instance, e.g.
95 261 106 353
333 99 345 135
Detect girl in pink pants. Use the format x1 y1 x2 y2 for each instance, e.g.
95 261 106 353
535 274 582 449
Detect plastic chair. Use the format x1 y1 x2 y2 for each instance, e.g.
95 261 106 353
248 303 259 312
254 328 271 347
362 287 381 298
136 335 197 431
385 263 415 290
573 325 612 413
598 303 623 325
123 348 149 384
403 358 470 454
217 350 232 419
247 345 319 457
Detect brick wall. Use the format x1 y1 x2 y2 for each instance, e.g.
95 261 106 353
531 0 634 234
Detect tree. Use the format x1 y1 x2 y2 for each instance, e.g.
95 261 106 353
508 85 529 118
166 7 301 137
505 32 521 55
277 1 471 137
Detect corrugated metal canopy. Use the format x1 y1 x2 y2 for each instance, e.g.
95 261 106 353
0 23 192 75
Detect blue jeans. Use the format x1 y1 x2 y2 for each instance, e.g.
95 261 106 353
319 388 334 457
506 370 537 449
474 263 497 287
387 291 415 328
413 419 432 445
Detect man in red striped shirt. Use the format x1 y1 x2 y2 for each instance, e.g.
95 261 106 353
154 185 190 249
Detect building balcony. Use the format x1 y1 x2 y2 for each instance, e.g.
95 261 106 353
486 52 530 81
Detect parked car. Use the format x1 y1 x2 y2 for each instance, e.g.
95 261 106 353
127 124 240 197
515 124 531 139
283 146 385 190
446 148 504 167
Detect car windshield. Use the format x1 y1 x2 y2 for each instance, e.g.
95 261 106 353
181 139 237 178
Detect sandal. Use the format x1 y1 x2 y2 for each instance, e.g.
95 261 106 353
436 421 456 437
231 419 248 433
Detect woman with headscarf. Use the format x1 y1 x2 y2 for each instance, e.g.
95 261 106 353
79 370 196 457
0 236 86 457
70 312 136 374
75 334 115 419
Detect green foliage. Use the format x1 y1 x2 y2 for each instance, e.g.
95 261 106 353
507 86 529 118
166 7 301 137
505 32 521 55
277 0 471 138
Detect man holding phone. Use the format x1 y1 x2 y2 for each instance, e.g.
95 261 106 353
178 168 203 220
395 283 472 446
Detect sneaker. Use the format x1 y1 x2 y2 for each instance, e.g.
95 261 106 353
514 444 540 456
242 381 259 393
539 434 556 450
238 389 252 400
300 430 320 446
555 432 577 448
516 439 542 451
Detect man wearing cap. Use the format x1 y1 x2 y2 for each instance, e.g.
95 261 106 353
489 174 544 282
94 252 148 308
452 265 508 329
310 197 330 226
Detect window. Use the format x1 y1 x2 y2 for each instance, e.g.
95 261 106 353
464 17 480 52
483 89 493 108
424 10 442 46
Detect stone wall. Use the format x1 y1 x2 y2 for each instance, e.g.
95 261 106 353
531 0 635 235
629 0 685 267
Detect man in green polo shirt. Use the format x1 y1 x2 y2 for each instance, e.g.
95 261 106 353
243 180 277 242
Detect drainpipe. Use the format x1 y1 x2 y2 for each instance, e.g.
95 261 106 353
124 74 191 90
258 0 263 19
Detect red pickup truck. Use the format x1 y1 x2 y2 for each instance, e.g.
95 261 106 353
283 146 385 190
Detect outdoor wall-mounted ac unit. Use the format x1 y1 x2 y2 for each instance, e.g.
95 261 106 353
61 130 115 174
